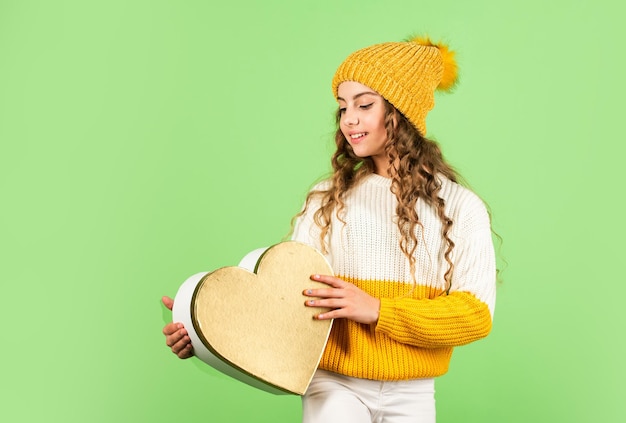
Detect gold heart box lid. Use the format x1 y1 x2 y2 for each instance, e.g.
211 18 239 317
172 241 334 395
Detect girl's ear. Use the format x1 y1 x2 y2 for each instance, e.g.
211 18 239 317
392 108 399 130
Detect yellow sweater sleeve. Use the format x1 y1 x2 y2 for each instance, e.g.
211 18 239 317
377 291 492 348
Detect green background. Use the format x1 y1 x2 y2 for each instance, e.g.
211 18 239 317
1 0 624 422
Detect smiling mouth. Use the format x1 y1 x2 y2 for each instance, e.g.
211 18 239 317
350 132 367 140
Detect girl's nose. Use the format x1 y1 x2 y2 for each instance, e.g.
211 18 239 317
342 110 358 126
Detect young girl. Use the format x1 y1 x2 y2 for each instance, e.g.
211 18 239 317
162 35 496 423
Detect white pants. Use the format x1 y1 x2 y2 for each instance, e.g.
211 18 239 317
302 370 436 423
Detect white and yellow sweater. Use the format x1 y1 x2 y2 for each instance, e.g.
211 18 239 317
292 173 496 380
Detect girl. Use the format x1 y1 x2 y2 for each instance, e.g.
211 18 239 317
163 36 496 423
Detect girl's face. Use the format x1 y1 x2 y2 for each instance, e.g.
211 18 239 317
337 81 389 175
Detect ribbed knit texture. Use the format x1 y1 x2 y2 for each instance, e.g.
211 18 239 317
292 174 496 380
332 40 448 136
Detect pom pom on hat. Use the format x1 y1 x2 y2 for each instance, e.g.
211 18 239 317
410 36 458 91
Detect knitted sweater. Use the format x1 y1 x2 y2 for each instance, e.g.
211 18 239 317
292 173 496 381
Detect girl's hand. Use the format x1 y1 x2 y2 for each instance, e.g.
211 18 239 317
303 275 380 324
161 296 194 359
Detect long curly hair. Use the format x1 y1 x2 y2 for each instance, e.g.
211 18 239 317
297 100 460 291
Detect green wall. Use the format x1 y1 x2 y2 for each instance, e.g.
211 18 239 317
1 0 624 421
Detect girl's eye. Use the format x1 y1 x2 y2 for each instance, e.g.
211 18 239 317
360 103 374 110
338 107 346 114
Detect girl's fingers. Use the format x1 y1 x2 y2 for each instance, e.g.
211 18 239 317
165 327 187 347
161 303 195 359
305 298 342 308
303 287 344 298
162 322 183 336
178 344 194 359
303 274 346 297
171 335 192 354
310 274 345 287
162 296 174 310
303 276 380 324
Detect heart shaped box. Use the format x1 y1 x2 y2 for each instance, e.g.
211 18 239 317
172 241 334 395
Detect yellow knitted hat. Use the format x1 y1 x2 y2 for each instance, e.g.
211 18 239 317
331 36 458 136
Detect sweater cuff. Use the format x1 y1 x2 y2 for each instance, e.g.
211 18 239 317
376 297 398 335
